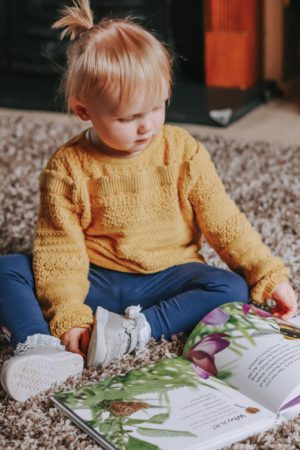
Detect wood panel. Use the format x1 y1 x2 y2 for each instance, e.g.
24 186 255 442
205 0 262 89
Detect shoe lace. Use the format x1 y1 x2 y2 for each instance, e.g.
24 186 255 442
125 305 151 348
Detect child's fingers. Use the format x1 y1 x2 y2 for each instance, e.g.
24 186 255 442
282 300 297 319
68 342 86 358
80 328 91 355
272 309 285 319
271 299 297 320
61 327 90 358
280 309 296 320
272 284 297 308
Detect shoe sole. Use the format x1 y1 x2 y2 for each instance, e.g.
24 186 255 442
87 306 109 367
1 352 83 402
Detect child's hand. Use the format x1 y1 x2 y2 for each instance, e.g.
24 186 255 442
270 281 298 320
60 327 91 358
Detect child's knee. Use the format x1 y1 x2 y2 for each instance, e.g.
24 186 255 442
0 254 33 278
0 255 17 275
228 272 249 303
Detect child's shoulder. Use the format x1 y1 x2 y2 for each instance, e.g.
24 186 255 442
45 130 87 171
162 124 196 143
162 124 206 161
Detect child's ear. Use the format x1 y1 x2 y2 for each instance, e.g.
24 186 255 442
69 97 90 121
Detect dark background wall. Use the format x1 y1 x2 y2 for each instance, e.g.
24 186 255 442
0 0 205 111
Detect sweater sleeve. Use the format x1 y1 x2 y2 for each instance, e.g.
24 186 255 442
187 141 289 305
32 168 94 338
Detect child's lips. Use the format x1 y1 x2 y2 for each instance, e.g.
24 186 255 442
136 136 152 144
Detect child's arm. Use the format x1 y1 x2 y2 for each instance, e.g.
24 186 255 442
270 281 298 320
33 163 94 340
185 136 291 308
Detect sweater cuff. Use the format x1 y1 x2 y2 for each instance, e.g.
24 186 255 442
49 305 95 339
250 267 289 305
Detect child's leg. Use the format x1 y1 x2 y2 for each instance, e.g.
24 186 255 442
0 256 124 347
120 262 249 340
0 254 50 348
84 262 249 367
0 254 83 402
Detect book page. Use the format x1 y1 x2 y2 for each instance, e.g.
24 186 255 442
184 302 300 413
53 357 275 450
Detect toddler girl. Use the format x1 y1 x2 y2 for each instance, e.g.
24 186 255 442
0 0 297 402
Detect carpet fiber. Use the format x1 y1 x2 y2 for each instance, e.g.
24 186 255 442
0 115 299 449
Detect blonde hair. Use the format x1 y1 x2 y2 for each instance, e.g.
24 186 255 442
52 0 173 113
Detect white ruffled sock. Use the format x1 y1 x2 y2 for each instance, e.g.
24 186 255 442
125 305 151 348
14 333 65 355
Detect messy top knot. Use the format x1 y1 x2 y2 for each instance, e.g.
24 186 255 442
52 0 94 41
52 1 173 114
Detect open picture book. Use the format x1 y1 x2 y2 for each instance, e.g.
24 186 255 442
51 302 300 450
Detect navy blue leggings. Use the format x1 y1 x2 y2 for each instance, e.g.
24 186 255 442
0 254 249 348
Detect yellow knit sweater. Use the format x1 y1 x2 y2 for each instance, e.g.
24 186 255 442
33 125 289 338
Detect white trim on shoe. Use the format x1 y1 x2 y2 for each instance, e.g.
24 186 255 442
125 305 151 348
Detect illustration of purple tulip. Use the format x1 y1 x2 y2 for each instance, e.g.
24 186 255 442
186 333 230 379
242 304 272 318
201 308 230 326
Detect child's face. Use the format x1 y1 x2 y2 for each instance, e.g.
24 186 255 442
76 86 168 155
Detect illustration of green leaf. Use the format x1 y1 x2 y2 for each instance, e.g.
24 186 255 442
97 422 114 435
85 387 97 396
236 322 256 344
161 391 170 406
147 413 170 424
55 356 218 427
225 345 243 356
124 412 169 427
125 418 152 426
126 435 160 450
137 427 197 438
216 370 232 380
228 339 248 350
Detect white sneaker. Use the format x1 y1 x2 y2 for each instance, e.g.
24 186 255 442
1 335 84 402
87 305 151 368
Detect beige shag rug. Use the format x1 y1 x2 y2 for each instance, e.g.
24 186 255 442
0 114 300 449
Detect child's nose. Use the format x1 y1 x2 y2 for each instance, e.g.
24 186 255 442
138 117 152 134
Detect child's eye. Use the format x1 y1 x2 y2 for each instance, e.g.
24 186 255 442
119 117 134 123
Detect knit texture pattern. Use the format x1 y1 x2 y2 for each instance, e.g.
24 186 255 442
33 125 289 338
